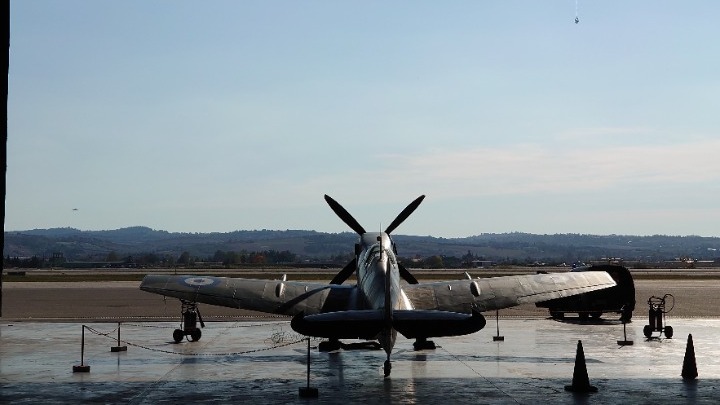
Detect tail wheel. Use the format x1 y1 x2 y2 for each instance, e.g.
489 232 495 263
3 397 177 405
383 360 391 377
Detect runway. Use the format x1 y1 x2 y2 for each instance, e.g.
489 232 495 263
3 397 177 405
3 278 720 320
2 318 719 404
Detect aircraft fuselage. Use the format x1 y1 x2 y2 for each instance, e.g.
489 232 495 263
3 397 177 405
356 232 412 355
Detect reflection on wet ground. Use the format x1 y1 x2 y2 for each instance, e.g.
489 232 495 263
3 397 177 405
2 318 719 403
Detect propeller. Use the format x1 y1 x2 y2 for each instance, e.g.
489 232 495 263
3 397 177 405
330 258 357 285
324 195 366 235
385 195 425 235
399 264 419 284
325 194 425 285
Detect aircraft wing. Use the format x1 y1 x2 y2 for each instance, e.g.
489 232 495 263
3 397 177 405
140 274 357 316
402 271 616 313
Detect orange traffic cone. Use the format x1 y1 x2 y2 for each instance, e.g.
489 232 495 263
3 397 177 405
565 340 598 393
681 334 698 380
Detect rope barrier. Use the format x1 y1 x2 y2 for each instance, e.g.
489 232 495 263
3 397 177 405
83 323 307 357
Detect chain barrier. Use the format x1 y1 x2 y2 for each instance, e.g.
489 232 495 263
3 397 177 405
265 324 320 345
437 345 526 402
123 321 278 330
83 324 306 357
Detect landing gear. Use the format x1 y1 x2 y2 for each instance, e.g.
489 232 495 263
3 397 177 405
413 337 436 351
172 300 205 343
384 359 392 377
318 339 341 352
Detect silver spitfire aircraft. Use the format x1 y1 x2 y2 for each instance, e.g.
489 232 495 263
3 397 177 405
140 195 616 377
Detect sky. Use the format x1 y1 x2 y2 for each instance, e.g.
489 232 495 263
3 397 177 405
6 1 720 238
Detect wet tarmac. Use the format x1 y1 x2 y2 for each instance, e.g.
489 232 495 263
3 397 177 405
2 317 719 404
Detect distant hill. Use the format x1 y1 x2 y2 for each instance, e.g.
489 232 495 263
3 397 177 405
4 227 720 266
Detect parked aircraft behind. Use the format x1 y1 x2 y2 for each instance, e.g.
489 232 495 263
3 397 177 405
140 195 616 377
535 264 635 321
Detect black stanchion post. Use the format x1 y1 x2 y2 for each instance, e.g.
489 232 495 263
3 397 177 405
493 309 504 341
73 325 90 372
617 305 634 346
111 322 128 352
298 337 318 398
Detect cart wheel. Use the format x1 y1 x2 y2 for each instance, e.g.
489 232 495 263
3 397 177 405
173 329 184 343
190 328 202 342
643 325 652 338
664 325 673 339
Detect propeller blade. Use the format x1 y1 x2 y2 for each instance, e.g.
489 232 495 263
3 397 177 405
399 264 419 284
385 195 425 235
324 195 366 235
330 258 357 285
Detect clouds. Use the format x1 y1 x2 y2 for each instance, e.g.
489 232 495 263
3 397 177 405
299 136 720 202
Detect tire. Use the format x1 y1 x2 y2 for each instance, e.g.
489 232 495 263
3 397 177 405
318 340 340 352
190 328 202 342
643 325 652 338
550 311 564 320
173 329 184 343
590 312 602 319
578 312 589 321
664 325 674 339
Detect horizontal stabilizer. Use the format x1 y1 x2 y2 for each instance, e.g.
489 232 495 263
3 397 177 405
393 309 486 339
291 308 487 340
291 310 385 340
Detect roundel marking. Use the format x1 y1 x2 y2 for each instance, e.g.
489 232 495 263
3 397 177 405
182 277 217 287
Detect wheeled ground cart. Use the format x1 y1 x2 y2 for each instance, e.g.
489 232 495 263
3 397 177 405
643 294 674 339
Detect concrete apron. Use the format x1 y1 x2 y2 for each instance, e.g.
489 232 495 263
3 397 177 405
1 318 719 404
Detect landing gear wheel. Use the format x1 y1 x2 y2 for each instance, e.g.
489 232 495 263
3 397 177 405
664 325 674 339
175 300 205 343
413 339 437 351
318 340 341 352
383 360 391 377
173 329 184 343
